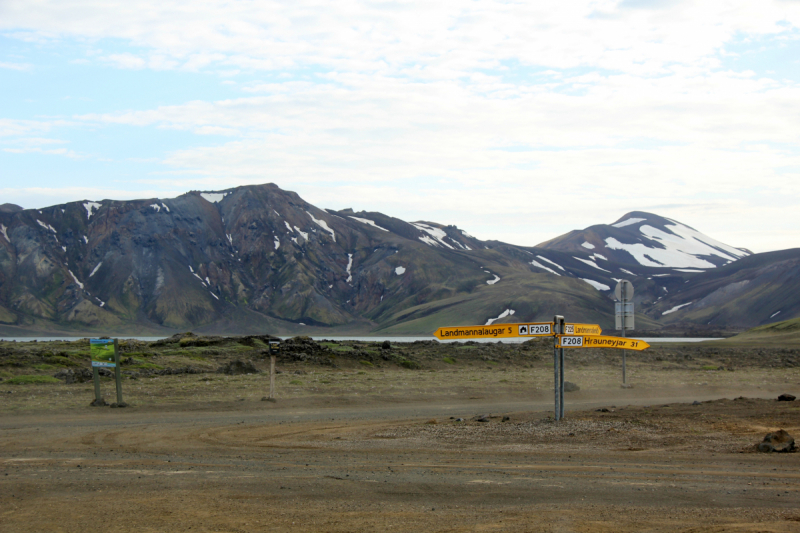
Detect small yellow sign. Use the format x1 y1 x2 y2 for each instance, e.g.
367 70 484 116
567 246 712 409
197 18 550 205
564 323 602 335
434 322 554 340
557 335 649 351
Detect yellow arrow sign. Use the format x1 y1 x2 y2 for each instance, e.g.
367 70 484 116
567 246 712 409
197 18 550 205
564 323 602 335
434 322 553 340
557 335 649 351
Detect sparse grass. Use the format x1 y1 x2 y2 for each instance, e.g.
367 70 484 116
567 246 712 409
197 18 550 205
359 360 374 367
6 375 61 385
701 365 720 371
289 380 303 385
33 364 56 371
128 363 164 370
443 357 456 364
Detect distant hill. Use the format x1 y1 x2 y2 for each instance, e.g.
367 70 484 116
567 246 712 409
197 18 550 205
712 317 800 346
0 184 795 336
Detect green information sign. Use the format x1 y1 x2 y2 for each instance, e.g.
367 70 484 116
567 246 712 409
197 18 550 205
90 339 117 368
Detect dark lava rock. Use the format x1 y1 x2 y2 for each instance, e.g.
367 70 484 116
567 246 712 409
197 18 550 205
596 408 610 412
692 400 701 405
472 415 490 422
757 429 796 453
778 394 796 402
218 360 260 375
381 340 391 350
563 381 580 392
54 368 93 384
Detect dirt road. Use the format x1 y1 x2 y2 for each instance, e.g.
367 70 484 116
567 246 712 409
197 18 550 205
3 387 800 532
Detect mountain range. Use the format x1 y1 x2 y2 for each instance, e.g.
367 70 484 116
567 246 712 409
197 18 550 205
0 183 796 336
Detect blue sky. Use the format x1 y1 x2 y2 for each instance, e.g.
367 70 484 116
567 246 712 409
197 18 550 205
1 0 799 252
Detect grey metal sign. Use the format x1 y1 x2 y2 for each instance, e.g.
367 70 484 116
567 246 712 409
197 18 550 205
614 280 634 301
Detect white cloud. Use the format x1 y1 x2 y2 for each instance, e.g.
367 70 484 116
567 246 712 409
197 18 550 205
0 1 799 252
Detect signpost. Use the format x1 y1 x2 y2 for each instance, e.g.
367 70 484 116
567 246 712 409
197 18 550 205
614 280 635 384
556 335 649 351
89 338 126 407
433 322 600 341
433 315 646 421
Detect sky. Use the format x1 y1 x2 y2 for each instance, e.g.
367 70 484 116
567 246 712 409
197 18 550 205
1 0 799 254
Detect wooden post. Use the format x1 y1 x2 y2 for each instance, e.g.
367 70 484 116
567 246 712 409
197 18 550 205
269 355 276 400
92 367 102 405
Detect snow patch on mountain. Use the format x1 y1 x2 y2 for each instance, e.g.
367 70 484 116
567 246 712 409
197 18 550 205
531 260 561 276
200 192 227 203
663 302 693 315
582 278 610 291
350 216 389 231
771 311 781 318
613 217 646 228
274 236 280 250
294 226 309 241
581 242 595 249
1 224 9 243
537 255 565 271
36 220 56 233
150 204 161 212
307 211 336 241
412 223 454 249
83 202 101 219
395 266 406 275
68 270 84 290
346 254 353 284
574 256 611 273
89 262 102 278
486 308 515 326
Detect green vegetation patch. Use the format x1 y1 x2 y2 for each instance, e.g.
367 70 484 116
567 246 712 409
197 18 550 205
359 360 374 367
442 357 456 364
128 362 164 370
44 355 80 367
289 379 304 385
7 375 61 385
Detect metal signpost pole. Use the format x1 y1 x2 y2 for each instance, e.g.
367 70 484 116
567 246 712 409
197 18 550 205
621 305 627 385
559 316 565 420
615 280 634 386
553 315 563 421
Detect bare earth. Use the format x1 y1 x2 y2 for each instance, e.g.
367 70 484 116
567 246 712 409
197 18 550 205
3 351 800 531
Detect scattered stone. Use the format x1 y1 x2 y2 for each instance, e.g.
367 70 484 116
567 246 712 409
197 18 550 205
757 429 796 453
692 401 701 405
455 418 464 422
502 416 510 422
217 360 259 375
90 399 108 407
293 370 306 375
54 368 93 384
563 381 580 392
381 340 391 350
472 415 490 422
110 402 128 408
596 408 610 413
621 383 634 389
778 394 796 402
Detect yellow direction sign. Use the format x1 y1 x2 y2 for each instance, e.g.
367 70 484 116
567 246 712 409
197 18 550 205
557 335 649 351
434 322 553 340
564 323 602 335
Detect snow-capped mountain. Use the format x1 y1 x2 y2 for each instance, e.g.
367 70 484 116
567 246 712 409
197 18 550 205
538 211 751 270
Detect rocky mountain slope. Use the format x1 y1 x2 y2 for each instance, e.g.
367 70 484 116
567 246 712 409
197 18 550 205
0 184 794 336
